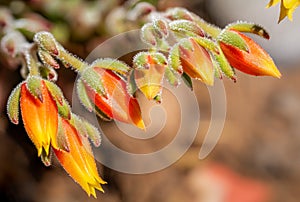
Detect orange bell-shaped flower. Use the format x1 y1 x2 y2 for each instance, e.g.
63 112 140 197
20 80 58 156
220 30 281 78
84 68 145 129
179 38 215 85
53 118 106 198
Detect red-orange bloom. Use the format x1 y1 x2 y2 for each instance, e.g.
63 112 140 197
84 68 145 129
53 118 106 198
220 30 281 78
179 38 214 85
20 80 58 156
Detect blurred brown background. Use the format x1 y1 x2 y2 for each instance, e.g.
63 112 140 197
1 0 300 202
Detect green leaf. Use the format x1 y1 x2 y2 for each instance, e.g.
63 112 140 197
193 37 220 54
76 79 94 112
211 48 236 82
168 44 183 74
169 20 204 38
225 21 270 39
165 65 180 86
81 67 106 97
91 58 131 75
218 29 249 52
7 82 22 124
44 80 71 119
26 76 43 102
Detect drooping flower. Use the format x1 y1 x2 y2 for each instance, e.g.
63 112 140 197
219 30 281 78
133 52 166 102
79 68 145 129
169 37 215 86
19 79 58 156
53 117 106 198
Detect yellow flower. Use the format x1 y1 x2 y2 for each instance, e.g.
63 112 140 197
267 0 300 22
53 118 106 198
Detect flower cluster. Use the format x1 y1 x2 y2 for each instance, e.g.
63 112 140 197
3 4 281 198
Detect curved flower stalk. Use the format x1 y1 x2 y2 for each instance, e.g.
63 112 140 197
33 32 146 129
267 0 300 22
4 3 283 198
5 31 105 196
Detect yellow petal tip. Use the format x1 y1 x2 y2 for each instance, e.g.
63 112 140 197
136 119 146 131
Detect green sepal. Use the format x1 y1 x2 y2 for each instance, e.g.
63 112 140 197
153 19 169 37
133 52 149 69
127 69 138 96
211 54 223 79
225 21 270 39
33 31 59 56
57 117 70 152
165 65 180 86
165 7 194 21
70 114 102 147
82 118 102 147
81 67 106 98
181 72 193 90
141 23 158 46
7 82 22 124
44 80 71 119
26 76 43 102
70 114 88 138
193 37 220 54
76 79 94 112
152 52 168 65
133 51 167 69
168 44 183 74
90 58 131 75
218 29 249 52
40 148 51 167
211 48 236 82
39 65 58 82
169 19 204 38
38 48 60 70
